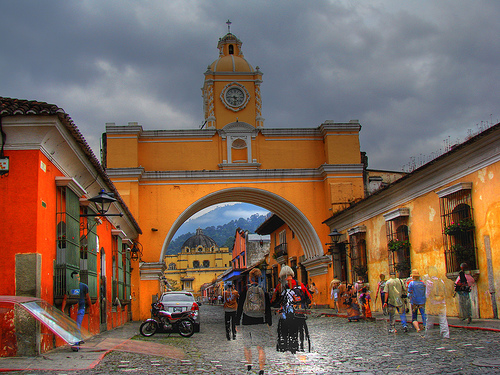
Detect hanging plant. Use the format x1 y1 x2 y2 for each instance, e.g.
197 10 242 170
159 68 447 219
444 218 475 235
388 239 410 252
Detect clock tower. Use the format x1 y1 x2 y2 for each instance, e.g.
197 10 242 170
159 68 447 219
202 28 264 130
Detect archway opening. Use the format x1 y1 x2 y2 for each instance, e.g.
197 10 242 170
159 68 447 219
159 187 324 262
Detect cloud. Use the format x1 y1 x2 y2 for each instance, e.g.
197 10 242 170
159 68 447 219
1 0 499 171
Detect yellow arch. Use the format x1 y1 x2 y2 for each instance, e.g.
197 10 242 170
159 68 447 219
159 187 323 261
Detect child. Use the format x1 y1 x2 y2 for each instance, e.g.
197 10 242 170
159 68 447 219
359 287 373 320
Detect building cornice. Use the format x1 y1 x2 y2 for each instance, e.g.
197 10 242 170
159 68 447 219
300 255 331 276
106 164 364 182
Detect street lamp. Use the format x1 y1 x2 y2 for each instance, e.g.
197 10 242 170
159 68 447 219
81 190 124 217
129 240 143 261
328 229 342 246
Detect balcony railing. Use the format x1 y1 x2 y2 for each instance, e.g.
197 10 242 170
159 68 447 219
273 243 287 258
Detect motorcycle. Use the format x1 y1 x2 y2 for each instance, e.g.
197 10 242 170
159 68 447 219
140 302 196 337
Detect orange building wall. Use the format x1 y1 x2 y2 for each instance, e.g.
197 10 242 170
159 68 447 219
0 150 62 297
351 162 500 319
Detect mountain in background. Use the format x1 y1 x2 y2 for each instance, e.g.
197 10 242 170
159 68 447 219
173 203 269 236
166 204 269 254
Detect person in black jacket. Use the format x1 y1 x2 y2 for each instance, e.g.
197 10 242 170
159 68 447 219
236 268 272 375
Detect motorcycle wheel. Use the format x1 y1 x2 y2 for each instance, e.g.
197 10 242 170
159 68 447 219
140 321 158 337
178 319 195 337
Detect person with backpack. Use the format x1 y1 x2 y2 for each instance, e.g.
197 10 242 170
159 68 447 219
236 268 272 375
383 271 409 333
224 281 239 340
273 265 311 353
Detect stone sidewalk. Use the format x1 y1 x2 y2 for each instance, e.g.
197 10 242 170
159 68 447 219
0 321 184 372
1 309 499 372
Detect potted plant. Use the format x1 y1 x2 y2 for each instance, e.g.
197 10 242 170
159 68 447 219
444 218 474 235
451 244 475 267
388 239 410 252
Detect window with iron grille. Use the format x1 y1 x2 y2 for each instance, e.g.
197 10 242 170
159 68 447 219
111 235 120 302
439 186 477 273
349 232 367 281
54 186 80 298
386 218 411 278
79 212 98 298
122 243 131 301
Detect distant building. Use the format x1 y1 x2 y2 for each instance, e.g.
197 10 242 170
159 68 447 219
224 228 270 292
164 228 232 298
256 215 310 293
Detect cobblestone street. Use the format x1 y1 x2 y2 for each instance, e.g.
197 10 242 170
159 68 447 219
16 304 500 374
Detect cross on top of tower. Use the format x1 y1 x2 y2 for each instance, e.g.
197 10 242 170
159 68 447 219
226 19 232 33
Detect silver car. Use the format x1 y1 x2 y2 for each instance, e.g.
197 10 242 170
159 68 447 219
159 291 200 332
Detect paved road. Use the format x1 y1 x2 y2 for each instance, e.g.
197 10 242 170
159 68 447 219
16 304 500 374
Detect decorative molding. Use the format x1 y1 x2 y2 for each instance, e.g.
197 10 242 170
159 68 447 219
383 207 410 222
55 176 87 197
436 182 473 198
106 165 363 182
348 225 366 236
111 229 127 239
139 262 167 281
300 255 330 276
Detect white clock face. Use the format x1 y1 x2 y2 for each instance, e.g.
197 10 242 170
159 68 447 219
225 87 245 107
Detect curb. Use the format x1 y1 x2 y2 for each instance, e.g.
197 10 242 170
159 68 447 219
317 312 500 332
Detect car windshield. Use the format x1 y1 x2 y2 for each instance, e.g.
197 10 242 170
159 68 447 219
161 293 194 302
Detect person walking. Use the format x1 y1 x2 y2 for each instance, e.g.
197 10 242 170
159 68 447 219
424 267 450 338
329 278 340 313
407 269 426 332
61 271 93 349
236 268 272 375
383 271 408 333
224 281 239 340
62 271 93 329
375 274 387 315
273 265 311 353
308 281 319 308
454 262 475 324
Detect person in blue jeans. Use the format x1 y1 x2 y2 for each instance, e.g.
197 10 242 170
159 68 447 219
383 271 408 333
71 271 92 329
408 269 426 332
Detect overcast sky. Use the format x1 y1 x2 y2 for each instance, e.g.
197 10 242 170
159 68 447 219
1 0 499 171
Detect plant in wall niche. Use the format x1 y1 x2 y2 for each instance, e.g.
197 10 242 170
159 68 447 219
395 260 411 273
388 239 410 252
353 265 368 279
444 218 475 235
451 244 475 266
